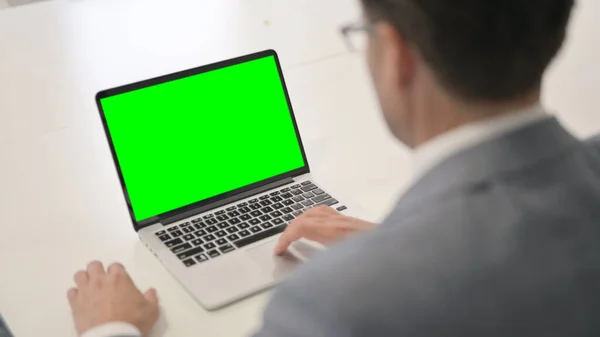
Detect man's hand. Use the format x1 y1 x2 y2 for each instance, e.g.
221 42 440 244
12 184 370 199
67 261 159 337
274 206 375 255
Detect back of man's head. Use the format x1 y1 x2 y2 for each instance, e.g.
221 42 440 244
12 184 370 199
361 0 574 101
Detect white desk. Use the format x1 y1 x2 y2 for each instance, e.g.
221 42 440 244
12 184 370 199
0 0 599 336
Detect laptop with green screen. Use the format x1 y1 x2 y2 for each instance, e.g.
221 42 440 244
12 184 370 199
96 50 348 309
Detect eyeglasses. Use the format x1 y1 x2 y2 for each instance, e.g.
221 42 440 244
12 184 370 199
340 21 374 53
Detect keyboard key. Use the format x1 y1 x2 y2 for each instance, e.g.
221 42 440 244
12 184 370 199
291 189 303 195
292 196 305 202
217 222 229 229
291 203 303 210
171 243 192 254
301 184 318 192
183 234 195 241
282 199 294 206
216 238 228 246
194 230 207 237
272 203 284 209
239 230 251 237
312 194 332 203
219 244 235 254
155 230 166 236
260 200 272 206
259 195 270 200
180 222 192 227
291 184 301 189
226 206 237 211
215 210 226 216
204 242 216 250
215 230 227 238
171 230 183 238
271 196 283 202
281 207 294 214
167 226 179 232
271 210 283 217
234 225 287 248
317 198 339 207
216 215 229 221
228 218 241 225
259 214 272 221
262 206 274 213
195 254 208 263
191 218 203 223
206 218 218 225
239 207 251 214
238 202 248 207
158 234 171 242
270 191 280 196
301 181 313 186
336 205 348 212
302 200 315 206
293 210 303 217
250 210 263 217
250 226 262 233
183 259 196 267
249 198 259 203
281 187 291 193
272 218 284 225
283 214 295 222
206 226 218 233
226 226 239 233
228 210 240 217
178 247 204 260
302 192 315 199
249 203 262 210
261 222 273 229
165 238 183 248
191 238 204 246
208 250 220 258
240 214 251 221
193 223 206 230
182 226 195 234
281 193 294 199
203 214 214 219
247 219 259 226
313 188 325 195
227 234 240 241
203 234 216 242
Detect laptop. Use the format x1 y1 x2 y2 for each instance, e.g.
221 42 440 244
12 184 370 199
95 50 349 310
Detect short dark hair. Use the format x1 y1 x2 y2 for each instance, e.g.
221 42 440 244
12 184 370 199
361 0 574 101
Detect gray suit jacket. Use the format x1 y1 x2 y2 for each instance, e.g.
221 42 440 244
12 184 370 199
254 118 600 337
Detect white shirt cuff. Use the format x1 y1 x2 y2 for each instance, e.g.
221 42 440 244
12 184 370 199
80 322 141 337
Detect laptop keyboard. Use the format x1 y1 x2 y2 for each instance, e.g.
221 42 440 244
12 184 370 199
153 181 348 267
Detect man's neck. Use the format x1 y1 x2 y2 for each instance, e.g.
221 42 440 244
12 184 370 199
412 91 541 148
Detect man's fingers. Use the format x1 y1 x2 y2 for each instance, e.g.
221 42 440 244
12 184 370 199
274 224 302 255
67 287 78 306
107 262 126 276
73 270 88 287
87 261 106 278
144 288 159 306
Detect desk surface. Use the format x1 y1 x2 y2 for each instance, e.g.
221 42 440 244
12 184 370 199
0 0 599 336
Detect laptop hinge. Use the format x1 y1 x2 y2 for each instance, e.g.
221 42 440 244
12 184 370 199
160 177 294 226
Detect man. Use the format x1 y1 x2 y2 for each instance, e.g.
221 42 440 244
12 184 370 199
68 0 600 336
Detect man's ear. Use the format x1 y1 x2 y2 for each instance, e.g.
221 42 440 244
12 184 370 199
376 22 416 89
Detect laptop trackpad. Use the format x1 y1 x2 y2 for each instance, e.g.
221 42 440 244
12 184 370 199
246 240 301 281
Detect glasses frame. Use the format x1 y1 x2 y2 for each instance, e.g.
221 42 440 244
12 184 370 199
340 21 375 52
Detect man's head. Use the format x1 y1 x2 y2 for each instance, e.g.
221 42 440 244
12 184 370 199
361 0 574 147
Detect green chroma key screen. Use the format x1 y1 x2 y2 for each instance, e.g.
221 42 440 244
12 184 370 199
100 55 306 222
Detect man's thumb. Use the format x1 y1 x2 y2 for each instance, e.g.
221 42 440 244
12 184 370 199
144 288 159 305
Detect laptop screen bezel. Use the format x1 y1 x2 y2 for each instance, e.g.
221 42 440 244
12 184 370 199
95 50 310 232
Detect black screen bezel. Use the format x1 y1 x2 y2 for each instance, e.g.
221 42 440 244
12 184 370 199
95 50 310 231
